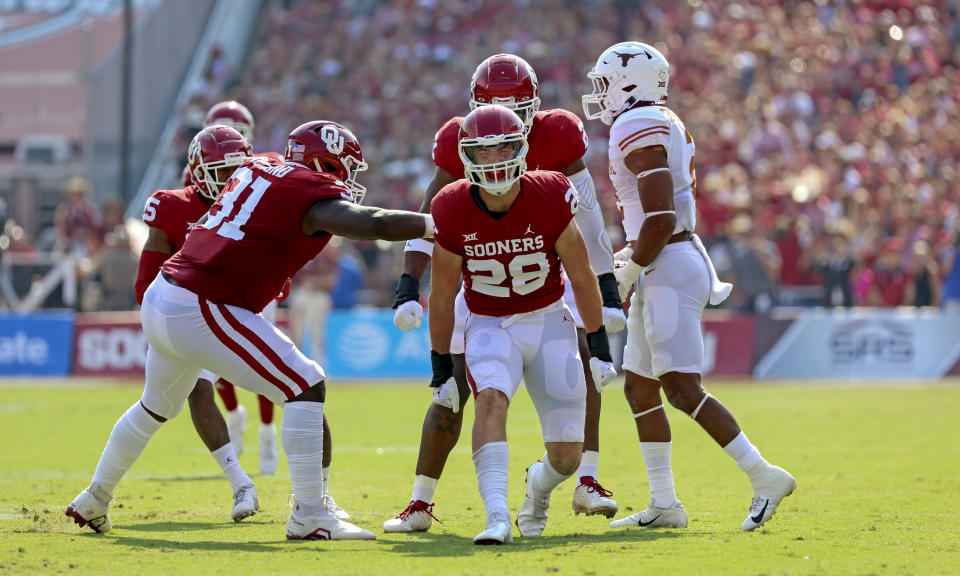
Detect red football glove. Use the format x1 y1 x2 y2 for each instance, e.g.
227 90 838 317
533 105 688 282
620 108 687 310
276 277 292 302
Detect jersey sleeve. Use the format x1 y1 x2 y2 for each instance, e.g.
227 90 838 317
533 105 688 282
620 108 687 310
143 190 177 231
539 109 589 171
288 170 354 202
430 187 463 257
610 108 672 158
431 117 465 180
534 171 578 238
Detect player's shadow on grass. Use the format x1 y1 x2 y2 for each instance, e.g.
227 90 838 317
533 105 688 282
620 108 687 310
121 520 260 533
103 533 288 553
380 530 682 557
140 474 231 483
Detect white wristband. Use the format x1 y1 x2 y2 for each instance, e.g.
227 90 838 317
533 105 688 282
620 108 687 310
636 167 671 179
620 259 645 284
405 238 435 255
422 214 435 239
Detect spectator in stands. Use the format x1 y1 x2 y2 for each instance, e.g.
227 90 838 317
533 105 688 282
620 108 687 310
289 248 338 364
907 240 941 307
53 177 100 259
807 233 855 308
726 214 781 313
943 231 960 311
868 238 912 307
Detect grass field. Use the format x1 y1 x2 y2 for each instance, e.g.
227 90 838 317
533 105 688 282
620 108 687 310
1 378 959 575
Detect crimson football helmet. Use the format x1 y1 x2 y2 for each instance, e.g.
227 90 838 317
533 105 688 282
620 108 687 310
187 125 253 202
204 101 255 142
285 120 369 203
470 53 541 132
458 105 528 196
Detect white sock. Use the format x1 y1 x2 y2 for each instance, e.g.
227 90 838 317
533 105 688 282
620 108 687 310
472 441 509 525
282 401 325 517
723 431 767 482
532 452 572 495
322 466 330 496
211 444 252 492
640 441 677 508
412 474 438 504
577 450 600 481
90 402 164 501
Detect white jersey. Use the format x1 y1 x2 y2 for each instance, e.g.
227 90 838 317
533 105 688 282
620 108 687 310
607 105 697 241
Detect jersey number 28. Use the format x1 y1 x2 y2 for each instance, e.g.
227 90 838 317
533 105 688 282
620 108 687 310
468 252 549 297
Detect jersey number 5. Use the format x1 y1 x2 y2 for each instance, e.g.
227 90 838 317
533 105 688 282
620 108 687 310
201 166 270 241
468 252 549 297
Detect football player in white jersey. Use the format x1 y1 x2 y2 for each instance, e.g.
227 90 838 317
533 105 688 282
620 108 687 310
582 41 796 532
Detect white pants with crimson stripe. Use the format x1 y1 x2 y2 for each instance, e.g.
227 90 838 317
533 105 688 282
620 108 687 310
140 276 324 419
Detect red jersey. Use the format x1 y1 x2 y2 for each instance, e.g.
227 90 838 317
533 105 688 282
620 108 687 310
142 185 210 250
162 159 350 312
432 108 588 180
432 170 577 316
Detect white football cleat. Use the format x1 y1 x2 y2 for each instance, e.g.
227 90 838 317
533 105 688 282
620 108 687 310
232 484 259 522
382 499 437 533
259 423 278 475
572 476 619 518
321 493 351 521
286 512 375 541
515 461 551 537
473 520 513 545
610 499 689 529
65 488 112 534
226 404 248 456
741 465 796 531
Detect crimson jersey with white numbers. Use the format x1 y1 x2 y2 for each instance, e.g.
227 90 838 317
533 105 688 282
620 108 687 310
142 185 210 250
432 109 588 179
432 170 578 317
163 159 351 312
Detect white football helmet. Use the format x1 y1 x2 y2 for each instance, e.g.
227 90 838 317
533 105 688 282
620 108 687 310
582 42 669 126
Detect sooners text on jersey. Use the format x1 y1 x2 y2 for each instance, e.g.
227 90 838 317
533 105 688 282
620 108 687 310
433 109 588 179
432 171 578 317
163 158 351 312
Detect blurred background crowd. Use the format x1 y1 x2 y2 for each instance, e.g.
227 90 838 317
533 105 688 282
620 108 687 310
2 0 959 312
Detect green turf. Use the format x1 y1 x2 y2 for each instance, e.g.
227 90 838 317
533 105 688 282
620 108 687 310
1 378 958 575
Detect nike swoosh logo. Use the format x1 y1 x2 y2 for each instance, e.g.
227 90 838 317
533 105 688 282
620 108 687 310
751 499 769 524
637 514 661 527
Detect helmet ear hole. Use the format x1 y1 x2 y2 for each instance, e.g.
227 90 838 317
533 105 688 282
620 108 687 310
323 162 337 173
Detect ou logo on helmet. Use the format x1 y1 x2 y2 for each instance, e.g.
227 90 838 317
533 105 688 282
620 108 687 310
321 125 344 155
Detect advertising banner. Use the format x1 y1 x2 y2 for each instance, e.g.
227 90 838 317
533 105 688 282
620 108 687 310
702 314 755 376
0 312 75 376
72 313 147 377
754 309 960 379
324 309 431 379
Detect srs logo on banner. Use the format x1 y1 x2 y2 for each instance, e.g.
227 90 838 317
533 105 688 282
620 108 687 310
0 312 74 376
754 310 960 379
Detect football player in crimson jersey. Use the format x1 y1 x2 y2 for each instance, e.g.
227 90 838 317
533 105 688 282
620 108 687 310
385 53 623 534
198 100 287 478
136 124 261 523
428 106 617 544
583 42 795 532
67 120 435 541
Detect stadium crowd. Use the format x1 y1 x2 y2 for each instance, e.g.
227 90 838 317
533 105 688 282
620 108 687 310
174 0 960 311
10 0 959 311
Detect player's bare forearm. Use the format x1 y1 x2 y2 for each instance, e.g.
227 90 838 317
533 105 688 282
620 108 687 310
428 245 462 353
625 145 676 266
419 167 457 213
401 249 433 282
303 199 432 241
557 221 603 332
631 210 676 266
